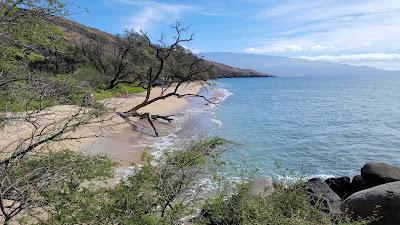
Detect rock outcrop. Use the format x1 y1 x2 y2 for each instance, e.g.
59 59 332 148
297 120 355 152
306 178 341 213
361 162 400 188
340 181 400 225
325 177 351 199
349 175 366 196
306 162 400 224
206 61 272 78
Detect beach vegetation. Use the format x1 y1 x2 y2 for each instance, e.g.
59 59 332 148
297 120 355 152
0 137 364 225
0 149 115 225
94 84 146 100
197 181 369 225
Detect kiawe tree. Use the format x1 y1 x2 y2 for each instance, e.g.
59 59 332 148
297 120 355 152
118 22 216 136
0 1 114 224
80 21 216 136
79 34 149 90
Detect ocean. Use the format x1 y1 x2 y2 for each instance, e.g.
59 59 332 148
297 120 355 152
157 75 400 180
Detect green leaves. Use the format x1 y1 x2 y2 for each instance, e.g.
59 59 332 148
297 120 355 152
198 180 369 225
0 149 115 224
38 138 227 225
94 84 146 100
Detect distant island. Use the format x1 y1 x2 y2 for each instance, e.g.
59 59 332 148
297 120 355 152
202 52 400 77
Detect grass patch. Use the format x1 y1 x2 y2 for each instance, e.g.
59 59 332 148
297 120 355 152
0 99 57 112
94 84 145 100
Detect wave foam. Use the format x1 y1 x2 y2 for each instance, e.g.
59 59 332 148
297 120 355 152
152 133 178 158
218 88 234 102
150 86 234 155
212 118 223 128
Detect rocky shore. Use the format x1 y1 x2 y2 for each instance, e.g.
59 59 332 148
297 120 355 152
306 162 400 225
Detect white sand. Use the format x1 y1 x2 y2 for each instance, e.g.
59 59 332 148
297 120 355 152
0 83 205 166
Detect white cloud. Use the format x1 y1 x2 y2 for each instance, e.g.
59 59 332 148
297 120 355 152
245 44 304 53
181 44 201 54
259 0 400 24
244 42 338 54
114 0 196 32
295 53 400 63
246 0 400 55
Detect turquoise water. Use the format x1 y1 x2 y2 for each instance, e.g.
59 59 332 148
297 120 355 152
210 76 400 179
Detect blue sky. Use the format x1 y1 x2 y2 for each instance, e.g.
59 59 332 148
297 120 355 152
70 0 400 70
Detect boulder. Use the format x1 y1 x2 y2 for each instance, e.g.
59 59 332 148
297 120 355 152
307 178 341 213
325 177 351 199
340 181 400 225
248 179 271 197
361 162 400 188
349 175 366 196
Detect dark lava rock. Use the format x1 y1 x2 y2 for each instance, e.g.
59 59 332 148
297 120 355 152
361 162 400 188
307 178 341 214
325 177 351 199
340 181 400 225
349 175 366 197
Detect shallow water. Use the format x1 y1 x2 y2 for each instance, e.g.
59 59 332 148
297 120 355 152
207 76 400 179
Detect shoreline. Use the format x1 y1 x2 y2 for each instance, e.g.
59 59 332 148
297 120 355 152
84 83 232 180
0 82 207 166
81 83 208 167
0 81 232 182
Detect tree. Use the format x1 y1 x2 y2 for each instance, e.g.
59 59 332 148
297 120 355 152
0 150 114 225
0 2 114 223
77 21 216 137
118 22 216 136
0 0 106 163
79 35 149 90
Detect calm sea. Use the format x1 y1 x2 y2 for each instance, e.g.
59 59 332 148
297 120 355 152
198 75 400 179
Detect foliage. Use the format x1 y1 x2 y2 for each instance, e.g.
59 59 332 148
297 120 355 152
94 84 145 100
40 138 228 225
0 150 115 224
24 138 368 225
0 0 68 70
197 180 369 225
0 75 91 112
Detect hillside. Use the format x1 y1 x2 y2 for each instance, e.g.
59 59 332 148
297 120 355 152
202 52 400 77
49 17 267 78
205 60 272 78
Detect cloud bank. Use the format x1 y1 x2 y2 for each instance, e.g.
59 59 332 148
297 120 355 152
295 53 400 63
114 0 195 32
246 0 400 55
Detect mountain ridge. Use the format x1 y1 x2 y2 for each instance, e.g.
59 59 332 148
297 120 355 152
202 52 400 77
48 17 269 78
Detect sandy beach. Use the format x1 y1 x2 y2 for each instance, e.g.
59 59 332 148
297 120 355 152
77 82 207 167
0 82 205 169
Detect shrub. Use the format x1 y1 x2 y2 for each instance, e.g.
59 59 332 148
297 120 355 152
94 84 145 100
197 181 369 225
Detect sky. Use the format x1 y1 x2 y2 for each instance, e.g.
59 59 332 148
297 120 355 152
70 0 400 70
